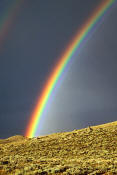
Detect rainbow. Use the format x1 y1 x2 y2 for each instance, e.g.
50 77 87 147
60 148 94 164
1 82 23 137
0 0 23 50
26 0 115 138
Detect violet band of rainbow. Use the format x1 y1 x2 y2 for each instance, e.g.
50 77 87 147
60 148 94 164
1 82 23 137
25 0 115 138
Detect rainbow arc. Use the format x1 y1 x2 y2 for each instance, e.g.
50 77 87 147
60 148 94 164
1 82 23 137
25 0 115 138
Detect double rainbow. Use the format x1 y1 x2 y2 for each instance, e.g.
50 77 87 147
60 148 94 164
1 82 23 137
25 0 115 138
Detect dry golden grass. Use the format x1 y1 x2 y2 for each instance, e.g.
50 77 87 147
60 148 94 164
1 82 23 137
0 121 117 175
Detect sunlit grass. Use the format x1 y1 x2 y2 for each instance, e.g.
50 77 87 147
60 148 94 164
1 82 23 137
0 121 117 174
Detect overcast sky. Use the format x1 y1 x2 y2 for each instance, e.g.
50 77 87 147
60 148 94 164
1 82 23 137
0 0 117 138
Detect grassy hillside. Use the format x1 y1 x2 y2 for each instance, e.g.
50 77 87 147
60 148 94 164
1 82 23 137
0 121 117 175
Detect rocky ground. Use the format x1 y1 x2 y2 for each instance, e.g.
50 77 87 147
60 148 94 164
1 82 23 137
0 121 117 175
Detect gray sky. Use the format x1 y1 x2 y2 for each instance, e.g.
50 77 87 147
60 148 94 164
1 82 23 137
0 0 117 138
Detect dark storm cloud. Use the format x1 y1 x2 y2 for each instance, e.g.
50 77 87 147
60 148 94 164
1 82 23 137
0 0 116 138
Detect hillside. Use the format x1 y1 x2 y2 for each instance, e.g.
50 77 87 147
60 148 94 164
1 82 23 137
0 121 117 175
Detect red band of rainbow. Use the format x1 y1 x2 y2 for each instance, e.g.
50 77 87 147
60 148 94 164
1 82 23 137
25 0 115 138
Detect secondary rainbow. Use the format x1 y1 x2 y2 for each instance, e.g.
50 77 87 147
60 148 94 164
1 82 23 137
0 0 23 50
26 0 115 138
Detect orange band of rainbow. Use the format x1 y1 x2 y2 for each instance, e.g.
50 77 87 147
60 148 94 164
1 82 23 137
25 0 115 138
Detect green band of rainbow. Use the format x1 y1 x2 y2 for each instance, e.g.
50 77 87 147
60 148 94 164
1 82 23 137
25 0 115 138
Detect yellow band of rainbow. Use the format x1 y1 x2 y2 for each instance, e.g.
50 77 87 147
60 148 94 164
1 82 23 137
25 0 115 138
